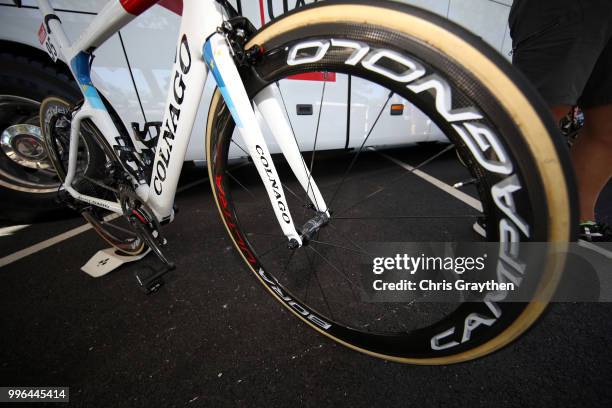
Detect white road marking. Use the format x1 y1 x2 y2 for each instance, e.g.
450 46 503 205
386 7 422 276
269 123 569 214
378 149 612 260
375 149 483 212
578 240 612 260
0 224 30 237
0 224 92 268
0 177 209 268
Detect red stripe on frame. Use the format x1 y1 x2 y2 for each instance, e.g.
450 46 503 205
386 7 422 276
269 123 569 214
287 72 337 82
159 0 182 15
120 0 159 16
258 0 265 26
38 24 47 44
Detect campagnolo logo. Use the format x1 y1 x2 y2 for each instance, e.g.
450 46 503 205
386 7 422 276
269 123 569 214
255 144 291 224
287 39 531 349
153 34 192 195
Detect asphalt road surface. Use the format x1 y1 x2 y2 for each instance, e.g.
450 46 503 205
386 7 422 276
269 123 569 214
1 145 611 407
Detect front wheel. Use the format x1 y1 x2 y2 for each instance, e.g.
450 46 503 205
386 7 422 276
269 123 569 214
206 1 577 364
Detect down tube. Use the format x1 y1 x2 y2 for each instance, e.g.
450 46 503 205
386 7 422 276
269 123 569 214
147 0 225 220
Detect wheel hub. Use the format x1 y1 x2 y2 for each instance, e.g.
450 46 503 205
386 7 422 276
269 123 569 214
300 211 330 244
1 124 52 169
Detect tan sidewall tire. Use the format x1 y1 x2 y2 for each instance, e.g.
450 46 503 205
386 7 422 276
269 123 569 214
206 3 573 364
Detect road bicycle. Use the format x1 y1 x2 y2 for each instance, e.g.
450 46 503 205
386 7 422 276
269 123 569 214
24 0 577 364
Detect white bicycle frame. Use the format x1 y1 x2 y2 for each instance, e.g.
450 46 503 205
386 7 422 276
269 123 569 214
35 0 330 247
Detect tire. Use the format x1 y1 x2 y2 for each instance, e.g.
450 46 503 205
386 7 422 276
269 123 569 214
0 50 80 224
206 1 577 363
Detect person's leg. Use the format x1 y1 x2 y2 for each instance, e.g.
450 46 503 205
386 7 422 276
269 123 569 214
505 0 612 240
570 104 612 221
575 10 612 224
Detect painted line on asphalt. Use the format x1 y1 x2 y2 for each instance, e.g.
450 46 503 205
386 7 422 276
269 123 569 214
578 240 612 260
0 224 30 237
375 149 483 212
378 149 612 260
0 177 209 268
0 224 92 268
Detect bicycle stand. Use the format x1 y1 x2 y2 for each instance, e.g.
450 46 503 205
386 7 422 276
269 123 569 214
81 246 174 294
81 247 150 278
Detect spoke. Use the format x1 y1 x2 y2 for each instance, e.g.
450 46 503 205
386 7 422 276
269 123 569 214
327 91 394 211
304 79 327 210
279 249 296 278
307 245 360 304
417 143 457 168
309 239 371 256
328 223 369 254
225 170 256 199
307 246 351 285
231 138 249 156
333 215 479 220
310 81 327 173
376 143 457 173
335 144 456 217
276 82 320 213
246 231 281 237
304 247 335 320
313 272 335 320
231 139 307 205
281 183 306 205
100 220 135 236
258 240 287 258
303 260 313 303
302 245 316 305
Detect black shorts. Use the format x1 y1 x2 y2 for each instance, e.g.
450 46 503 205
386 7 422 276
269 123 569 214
509 0 612 109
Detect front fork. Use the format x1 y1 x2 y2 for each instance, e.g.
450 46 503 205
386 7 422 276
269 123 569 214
203 33 329 248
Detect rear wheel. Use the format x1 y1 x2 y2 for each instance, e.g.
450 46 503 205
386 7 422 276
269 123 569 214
0 51 80 223
206 1 577 363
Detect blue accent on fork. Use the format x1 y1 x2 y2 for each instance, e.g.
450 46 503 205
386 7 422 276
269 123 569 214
203 39 243 128
70 52 105 110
